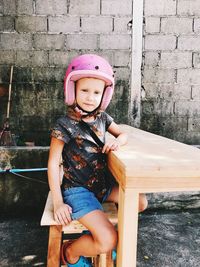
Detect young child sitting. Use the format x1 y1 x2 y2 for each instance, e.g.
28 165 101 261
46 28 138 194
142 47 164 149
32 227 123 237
48 54 148 266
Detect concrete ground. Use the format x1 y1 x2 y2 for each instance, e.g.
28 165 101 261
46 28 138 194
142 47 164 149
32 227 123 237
1 208 200 267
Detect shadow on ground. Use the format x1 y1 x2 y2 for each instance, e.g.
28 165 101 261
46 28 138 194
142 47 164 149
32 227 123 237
0 214 48 267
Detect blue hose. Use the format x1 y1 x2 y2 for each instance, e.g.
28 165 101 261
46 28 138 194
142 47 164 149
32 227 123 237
0 168 47 173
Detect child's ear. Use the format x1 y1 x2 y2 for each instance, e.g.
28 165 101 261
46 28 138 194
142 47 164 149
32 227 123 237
64 80 75 105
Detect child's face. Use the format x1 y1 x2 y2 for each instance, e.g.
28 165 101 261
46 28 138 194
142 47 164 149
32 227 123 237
76 78 105 112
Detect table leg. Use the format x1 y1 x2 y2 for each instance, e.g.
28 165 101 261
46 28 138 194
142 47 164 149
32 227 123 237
117 187 139 267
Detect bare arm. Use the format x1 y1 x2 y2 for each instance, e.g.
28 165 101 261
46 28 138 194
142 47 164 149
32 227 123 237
102 121 128 153
48 137 72 225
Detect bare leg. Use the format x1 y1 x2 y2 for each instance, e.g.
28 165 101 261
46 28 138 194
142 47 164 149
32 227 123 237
106 185 148 212
65 209 118 264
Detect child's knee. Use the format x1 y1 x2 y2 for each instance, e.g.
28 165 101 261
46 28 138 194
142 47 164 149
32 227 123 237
95 227 117 253
139 194 148 212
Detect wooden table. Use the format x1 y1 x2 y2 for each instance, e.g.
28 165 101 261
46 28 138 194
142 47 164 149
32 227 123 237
107 125 200 267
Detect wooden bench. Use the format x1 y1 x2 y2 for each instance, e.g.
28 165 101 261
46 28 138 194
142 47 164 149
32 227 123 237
41 191 118 267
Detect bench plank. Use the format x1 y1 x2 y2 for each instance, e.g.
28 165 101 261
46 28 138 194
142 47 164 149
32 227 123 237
41 192 118 232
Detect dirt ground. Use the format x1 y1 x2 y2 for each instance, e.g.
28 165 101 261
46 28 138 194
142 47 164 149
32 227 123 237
1 209 200 267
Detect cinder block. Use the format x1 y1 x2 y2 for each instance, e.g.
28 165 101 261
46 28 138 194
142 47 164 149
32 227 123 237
101 0 132 15
0 50 16 64
17 99 38 116
177 0 200 16
114 67 130 80
145 0 176 16
144 52 160 67
178 36 200 50
16 51 48 67
158 116 188 133
177 69 200 84
15 16 47 32
142 83 171 99
175 130 200 144
173 84 192 100
145 35 176 50
81 16 112 33
160 52 192 68
145 17 160 33
191 86 200 99
0 16 15 31
97 51 114 66
13 83 36 103
194 19 200 33
143 67 176 83
14 83 43 101
113 50 131 66
66 34 98 49
12 66 32 83
49 51 79 66
188 117 200 131
33 34 65 50
49 50 114 66
12 33 26 49
100 34 131 49
174 100 200 116
141 100 155 116
3 0 16 15
0 33 32 50
36 82 63 100
33 100 52 116
36 0 67 15
154 99 174 115
69 0 100 15
143 83 191 100
193 53 200 68
114 17 132 33
32 67 65 82
49 16 80 33
161 17 193 34
17 0 33 15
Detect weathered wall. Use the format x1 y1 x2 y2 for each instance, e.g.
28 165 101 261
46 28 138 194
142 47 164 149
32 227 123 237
0 0 132 145
1 0 200 145
0 147 49 215
142 0 200 144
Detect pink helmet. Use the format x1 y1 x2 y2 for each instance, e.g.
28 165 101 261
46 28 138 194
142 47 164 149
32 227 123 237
64 54 114 111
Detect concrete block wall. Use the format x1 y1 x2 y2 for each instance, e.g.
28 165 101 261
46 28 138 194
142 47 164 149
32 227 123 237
142 0 200 144
0 0 132 145
1 0 200 145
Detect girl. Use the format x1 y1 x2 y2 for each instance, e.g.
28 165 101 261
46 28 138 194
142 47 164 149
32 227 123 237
48 54 147 267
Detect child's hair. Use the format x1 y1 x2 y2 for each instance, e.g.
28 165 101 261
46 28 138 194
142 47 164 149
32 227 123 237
64 54 115 111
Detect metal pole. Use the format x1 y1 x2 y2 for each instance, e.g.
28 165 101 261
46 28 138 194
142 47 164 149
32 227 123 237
0 168 47 173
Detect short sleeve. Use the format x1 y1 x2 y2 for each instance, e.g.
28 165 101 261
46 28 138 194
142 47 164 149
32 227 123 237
51 117 71 144
103 112 114 130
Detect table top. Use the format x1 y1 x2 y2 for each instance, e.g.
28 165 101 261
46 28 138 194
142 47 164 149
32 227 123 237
108 125 200 193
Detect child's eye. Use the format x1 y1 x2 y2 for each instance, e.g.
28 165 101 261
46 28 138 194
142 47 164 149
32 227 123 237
95 91 101 94
81 89 88 92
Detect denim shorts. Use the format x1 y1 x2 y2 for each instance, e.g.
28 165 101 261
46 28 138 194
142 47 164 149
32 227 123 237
62 187 112 220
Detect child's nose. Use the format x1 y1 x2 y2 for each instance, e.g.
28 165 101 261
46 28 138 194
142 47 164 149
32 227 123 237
87 93 94 100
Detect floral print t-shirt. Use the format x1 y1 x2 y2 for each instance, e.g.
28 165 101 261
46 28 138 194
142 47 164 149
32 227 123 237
51 112 115 201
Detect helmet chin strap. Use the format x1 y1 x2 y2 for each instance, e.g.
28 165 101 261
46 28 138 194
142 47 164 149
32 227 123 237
75 104 99 118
